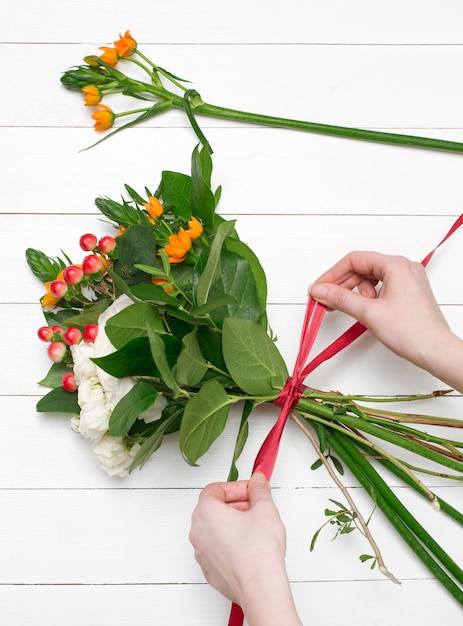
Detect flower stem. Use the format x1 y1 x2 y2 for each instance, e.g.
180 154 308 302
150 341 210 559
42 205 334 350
329 431 463 604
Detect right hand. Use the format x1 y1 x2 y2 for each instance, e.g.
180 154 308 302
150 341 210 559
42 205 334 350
309 251 452 372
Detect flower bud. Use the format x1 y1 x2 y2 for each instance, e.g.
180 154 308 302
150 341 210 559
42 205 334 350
37 326 53 342
83 324 99 343
62 372 78 393
79 233 98 251
49 279 68 299
63 327 82 346
82 254 103 275
47 341 67 363
98 235 117 255
63 264 84 285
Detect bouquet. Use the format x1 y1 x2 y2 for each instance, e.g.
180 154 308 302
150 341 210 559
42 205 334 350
26 31 463 608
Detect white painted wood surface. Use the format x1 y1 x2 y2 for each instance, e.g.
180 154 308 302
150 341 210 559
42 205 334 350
1 1 463 623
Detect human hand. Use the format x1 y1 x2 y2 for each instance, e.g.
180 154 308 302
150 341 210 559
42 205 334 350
309 251 454 374
189 473 302 625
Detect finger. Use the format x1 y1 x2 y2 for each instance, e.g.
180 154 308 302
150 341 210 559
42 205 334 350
247 472 273 507
309 282 376 321
198 480 250 505
314 251 391 286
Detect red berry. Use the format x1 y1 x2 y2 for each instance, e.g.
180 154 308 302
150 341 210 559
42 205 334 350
98 235 117 254
49 279 68 298
51 325 64 337
64 264 84 285
83 324 98 343
47 341 67 363
37 326 53 342
62 372 77 393
63 327 82 345
79 233 98 251
82 254 103 275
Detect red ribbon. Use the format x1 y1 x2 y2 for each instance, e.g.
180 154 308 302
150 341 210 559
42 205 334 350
228 214 463 626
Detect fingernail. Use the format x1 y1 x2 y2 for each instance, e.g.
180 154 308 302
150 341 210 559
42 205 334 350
251 472 268 483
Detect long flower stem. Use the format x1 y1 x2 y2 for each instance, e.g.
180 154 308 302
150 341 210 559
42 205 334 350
329 431 463 605
193 101 463 154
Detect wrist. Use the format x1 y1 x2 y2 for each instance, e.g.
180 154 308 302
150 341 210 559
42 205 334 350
420 328 463 393
238 557 302 626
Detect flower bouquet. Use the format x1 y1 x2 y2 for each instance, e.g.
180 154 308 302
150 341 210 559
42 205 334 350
26 32 463 608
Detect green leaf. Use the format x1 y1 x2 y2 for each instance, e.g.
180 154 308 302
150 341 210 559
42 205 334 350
310 458 323 471
160 171 192 219
227 399 253 481
124 184 149 206
146 324 184 397
176 330 209 386
105 302 164 349
108 381 160 437
330 455 345 475
36 387 80 414
130 283 180 306
129 411 181 472
179 380 231 465
195 220 236 306
190 145 217 230
222 317 288 396
197 249 261 327
60 299 112 329
92 337 156 378
224 238 268 325
38 362 69 389
95 196 144 227
113 224 158 285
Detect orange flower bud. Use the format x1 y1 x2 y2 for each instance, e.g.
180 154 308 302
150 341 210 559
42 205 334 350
185 216 203 241
82 85 102 106
99 46 119 67
143 196 164 219
91 104 115 132
114 31 137 57
164 228 192 263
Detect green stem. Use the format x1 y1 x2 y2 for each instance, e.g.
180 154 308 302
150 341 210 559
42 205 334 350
329 431 463 604
297 398 463 473
193 101 463 154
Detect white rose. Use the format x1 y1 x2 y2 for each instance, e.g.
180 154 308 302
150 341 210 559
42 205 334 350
77 378 111 440
92 434 141 478
70 342 97 384
93 294 135 407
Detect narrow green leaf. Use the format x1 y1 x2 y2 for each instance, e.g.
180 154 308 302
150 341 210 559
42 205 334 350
180 380 230 465
310 458 323 471
227 400 253 481
146 324 184 397
222 317 287 395
129 412 181 472
195 220 236 306
190 145 217 230
108 381 160 437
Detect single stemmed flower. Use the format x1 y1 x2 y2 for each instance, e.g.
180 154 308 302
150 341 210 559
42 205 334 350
61 31 463 155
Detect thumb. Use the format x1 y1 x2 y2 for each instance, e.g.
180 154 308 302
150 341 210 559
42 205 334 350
248 472 272 507
310 282 371 322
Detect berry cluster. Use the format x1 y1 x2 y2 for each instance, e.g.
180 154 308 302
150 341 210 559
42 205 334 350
37 323 99 392
46 233 117 304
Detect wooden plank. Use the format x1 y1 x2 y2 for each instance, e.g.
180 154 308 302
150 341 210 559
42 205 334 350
2 0 463 44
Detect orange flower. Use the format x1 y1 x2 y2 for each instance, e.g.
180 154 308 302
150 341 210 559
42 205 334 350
99 46 119 67
114 31 137 57
115 225 126 237
151 278 174 293
163 228 192 263
143 196 164 219
42 271 65 308
82 85 102 106
185 216 203 241
92 104 115 132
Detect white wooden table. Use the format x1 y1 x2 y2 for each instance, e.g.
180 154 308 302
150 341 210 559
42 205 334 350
1 1 463 623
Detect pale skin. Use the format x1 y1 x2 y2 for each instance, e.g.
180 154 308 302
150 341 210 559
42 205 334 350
189 251 463 625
